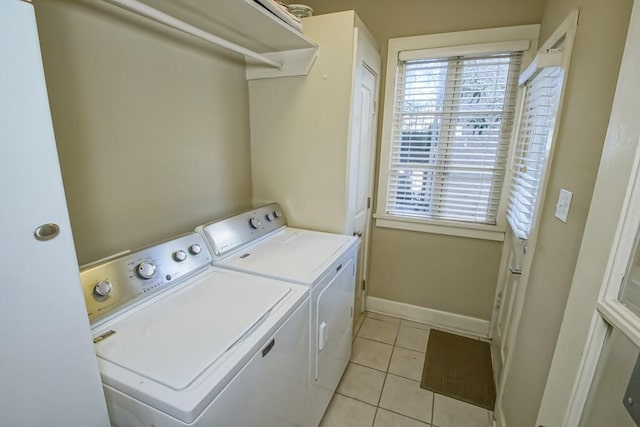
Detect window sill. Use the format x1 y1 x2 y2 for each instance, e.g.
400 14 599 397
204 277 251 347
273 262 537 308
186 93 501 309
373 213 506 241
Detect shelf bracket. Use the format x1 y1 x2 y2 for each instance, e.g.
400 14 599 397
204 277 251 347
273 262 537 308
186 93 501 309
246 47 318 80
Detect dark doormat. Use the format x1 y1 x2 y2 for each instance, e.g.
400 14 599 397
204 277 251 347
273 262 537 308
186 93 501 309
420 329 496 410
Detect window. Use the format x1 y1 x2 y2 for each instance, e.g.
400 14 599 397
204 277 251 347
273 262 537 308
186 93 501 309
507 65 564 240
387 52 522 224
375 27 539 240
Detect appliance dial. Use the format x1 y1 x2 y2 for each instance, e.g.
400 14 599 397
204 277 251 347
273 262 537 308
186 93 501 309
249 217 261 229
265 212 274 221
274 210 282 218
136 261 156 279
173 250 187 262
189 244 201 255
94 280 113 297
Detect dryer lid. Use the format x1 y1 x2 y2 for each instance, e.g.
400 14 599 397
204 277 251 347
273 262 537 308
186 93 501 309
93 269 290 390
212 228 357 285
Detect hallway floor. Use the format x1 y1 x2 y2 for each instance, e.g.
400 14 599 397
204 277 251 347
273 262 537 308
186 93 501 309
319 312 494 427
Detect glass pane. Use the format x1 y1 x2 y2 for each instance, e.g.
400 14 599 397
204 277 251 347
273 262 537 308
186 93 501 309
387 53 521 224
619 229 640 316
579 327 638 427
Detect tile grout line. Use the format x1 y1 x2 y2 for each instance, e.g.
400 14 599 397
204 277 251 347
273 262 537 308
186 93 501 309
377 406 435 426
357 331 421 350
431 390 436 426
333 390 378 409
349 360 388 374
366 310 380 427
371 405 379 427
373 318 398 422
346 312 492 426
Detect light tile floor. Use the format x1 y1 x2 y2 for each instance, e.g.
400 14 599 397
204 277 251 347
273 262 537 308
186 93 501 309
320 312 494 427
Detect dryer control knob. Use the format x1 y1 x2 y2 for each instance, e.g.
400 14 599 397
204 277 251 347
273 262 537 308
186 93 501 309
94 280 113 297
249 217 262 229
136 262 156 279
189 244 201 255
265 212 274 222
274 210 282 218
173 250 187 262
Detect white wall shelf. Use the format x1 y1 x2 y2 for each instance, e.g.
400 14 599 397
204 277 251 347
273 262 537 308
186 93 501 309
113 0 318 79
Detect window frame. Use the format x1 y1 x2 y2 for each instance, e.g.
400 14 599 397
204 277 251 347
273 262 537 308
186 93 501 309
375 25 540 241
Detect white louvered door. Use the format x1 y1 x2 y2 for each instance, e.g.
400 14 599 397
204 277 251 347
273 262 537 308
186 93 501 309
507 66 564 240
491 36 569 424
494 65 564 376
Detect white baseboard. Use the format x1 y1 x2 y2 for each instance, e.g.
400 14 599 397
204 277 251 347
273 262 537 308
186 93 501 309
366 296 490 338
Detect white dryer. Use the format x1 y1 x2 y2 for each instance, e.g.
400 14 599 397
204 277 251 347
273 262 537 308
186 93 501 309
196 203 358 427
79 232 310 427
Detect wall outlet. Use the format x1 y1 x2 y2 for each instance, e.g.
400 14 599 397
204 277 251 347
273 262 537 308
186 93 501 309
555 189 573 223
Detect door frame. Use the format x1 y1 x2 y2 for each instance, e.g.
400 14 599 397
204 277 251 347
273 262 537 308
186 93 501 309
357 61 380 314
347 22 381 318
536 1 640 425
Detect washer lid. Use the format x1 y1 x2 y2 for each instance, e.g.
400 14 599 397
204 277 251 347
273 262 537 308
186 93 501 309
212 228 357 285
93 270 290 391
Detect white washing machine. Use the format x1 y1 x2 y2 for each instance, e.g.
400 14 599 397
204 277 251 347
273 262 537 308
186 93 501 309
196 203 358 427
79 232 310 427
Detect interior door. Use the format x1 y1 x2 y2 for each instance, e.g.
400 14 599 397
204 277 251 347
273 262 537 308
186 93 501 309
351 63 378 327
491 232 526 381
491 29 572 421
0 2 109 425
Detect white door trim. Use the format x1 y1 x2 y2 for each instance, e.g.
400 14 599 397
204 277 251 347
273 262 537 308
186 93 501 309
347 21 381 315
560 140 640 426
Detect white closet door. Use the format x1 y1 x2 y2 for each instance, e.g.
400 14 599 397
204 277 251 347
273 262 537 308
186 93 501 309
0 2 109 426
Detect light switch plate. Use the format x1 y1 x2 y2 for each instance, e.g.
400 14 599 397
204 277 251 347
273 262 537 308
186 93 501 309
555 189 572 223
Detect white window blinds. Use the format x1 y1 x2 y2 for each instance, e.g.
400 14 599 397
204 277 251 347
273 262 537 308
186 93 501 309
507 66 564 239
386 52 522 224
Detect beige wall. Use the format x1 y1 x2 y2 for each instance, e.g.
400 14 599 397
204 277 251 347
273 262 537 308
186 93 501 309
501 0 633 425
369 227 503 320
302 0 543 48
537 2 640 423
301 2 633 422
249 12 357 235
34 0 253 265
302 0 544 321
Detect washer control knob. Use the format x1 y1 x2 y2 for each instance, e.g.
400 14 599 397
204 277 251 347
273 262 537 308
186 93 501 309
136 262 156 279
189 244 202 255
94 280 113 297
265 212 274 222
249 217 261 229
274 210 282 218
173 250 187 262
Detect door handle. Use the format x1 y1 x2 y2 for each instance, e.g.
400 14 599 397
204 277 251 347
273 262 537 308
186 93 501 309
34 223 60 241
509 267 523 275
262 338 275 357
353 230 362 237
318 321 328 351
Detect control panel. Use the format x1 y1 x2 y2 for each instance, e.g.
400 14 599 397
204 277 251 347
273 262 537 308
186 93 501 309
80 233 212 323
197 203 287 260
